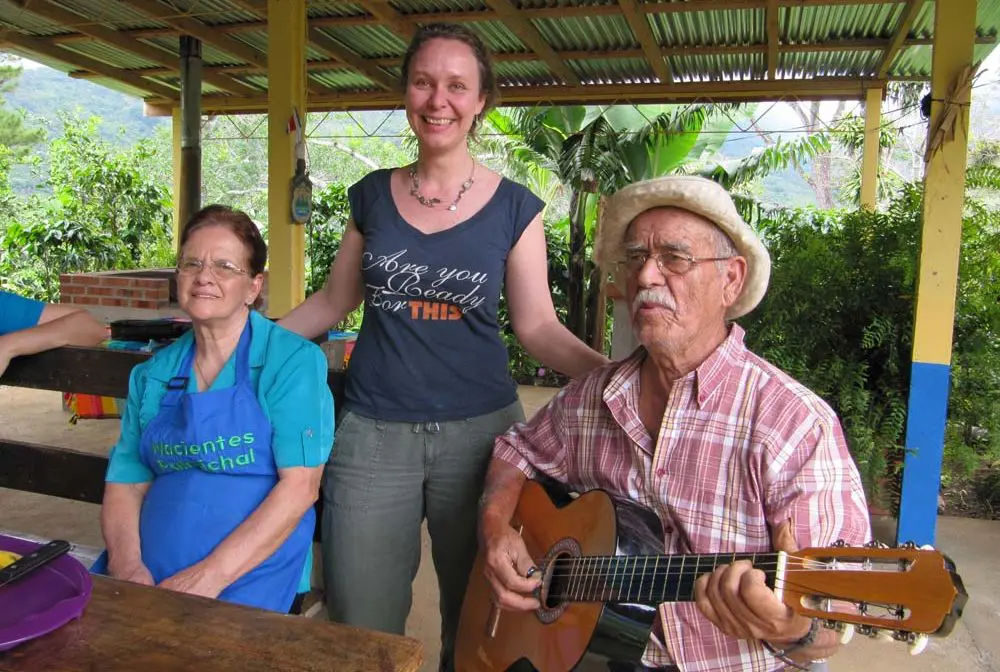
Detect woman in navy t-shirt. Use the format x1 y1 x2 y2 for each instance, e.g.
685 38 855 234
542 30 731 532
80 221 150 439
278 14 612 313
279 22 609 671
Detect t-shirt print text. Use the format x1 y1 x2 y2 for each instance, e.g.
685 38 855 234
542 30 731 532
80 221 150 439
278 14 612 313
363 249 489 319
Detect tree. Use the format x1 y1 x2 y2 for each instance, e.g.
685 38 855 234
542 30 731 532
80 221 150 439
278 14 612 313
0 114 173 301
0 55 44 152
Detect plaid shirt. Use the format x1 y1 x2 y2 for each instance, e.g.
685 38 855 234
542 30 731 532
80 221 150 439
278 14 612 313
494 324 871 672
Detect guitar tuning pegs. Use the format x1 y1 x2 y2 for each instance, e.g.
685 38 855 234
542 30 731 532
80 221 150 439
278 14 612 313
873 629 895 642
832 539 848 547
898 541 918 549
908 634 929 656
864 540 889 549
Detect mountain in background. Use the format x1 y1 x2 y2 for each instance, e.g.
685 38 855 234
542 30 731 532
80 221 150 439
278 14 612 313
7 64 168 144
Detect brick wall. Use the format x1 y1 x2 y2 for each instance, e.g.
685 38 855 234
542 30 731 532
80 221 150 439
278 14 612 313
60 271 171 310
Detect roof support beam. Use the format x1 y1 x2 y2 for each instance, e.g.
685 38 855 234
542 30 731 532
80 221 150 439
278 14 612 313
145 76 886 115
480 0 580 85
357 0 416 43
898 0 977 547
307 27 396 90
876 0 922 78
2 33 177 99
766 0 779 79
125 0 268 69
859 86 882 209
68 34 994 83
13 0 257 96
618 0 671 83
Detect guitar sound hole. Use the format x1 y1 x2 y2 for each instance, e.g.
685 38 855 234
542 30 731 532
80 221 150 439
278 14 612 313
536 538 582 625
544 552 573 609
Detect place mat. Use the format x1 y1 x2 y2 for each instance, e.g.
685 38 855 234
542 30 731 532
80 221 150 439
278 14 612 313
0 535 93 652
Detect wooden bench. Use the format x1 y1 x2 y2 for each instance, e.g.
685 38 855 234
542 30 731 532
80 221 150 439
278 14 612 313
0 345 346 506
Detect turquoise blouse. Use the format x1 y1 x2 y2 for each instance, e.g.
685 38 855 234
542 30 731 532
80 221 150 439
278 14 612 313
107 310 334 482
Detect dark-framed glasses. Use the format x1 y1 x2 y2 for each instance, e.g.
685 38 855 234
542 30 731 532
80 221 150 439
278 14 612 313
176 258 249 279
617 249 733 276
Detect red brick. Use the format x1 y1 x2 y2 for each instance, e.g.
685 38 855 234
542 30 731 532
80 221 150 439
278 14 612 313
134 300 162 309
60 284 86 296
134 279 167 289
76 276 102 286
101 277 133 288
72 296 99 305
99 297 126 307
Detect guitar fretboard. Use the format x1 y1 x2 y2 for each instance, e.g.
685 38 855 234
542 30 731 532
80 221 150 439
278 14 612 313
547 553 780 605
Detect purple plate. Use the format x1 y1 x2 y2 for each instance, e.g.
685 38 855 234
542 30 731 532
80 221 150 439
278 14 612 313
0 534 93 652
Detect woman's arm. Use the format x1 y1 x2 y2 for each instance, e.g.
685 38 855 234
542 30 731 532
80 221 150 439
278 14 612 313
278 220 366 339
0 304 106 376
505 214 610 378
101 481 154 585
157 466 322 598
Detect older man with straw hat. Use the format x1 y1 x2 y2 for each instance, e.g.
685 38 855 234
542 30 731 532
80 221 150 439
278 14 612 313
478 175 871 672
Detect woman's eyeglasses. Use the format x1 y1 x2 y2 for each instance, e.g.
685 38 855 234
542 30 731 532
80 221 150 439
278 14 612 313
176 258 249 279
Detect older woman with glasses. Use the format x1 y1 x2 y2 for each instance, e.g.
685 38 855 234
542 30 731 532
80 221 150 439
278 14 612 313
96 205 334 613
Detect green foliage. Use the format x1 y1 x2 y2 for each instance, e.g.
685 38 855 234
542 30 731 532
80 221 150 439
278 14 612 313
0 114 172 301
0 55 45 154
306 182 361 331
741 180 1000 499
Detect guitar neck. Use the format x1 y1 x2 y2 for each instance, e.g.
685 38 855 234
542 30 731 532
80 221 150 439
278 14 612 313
547 552 782 605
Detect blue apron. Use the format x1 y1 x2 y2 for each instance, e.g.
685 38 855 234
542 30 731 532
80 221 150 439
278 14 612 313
117 319 311 612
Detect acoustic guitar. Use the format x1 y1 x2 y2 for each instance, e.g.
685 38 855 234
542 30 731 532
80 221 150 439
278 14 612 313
456 480 967 672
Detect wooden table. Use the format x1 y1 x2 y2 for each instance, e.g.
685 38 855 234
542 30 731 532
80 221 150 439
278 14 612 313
0 576 423 672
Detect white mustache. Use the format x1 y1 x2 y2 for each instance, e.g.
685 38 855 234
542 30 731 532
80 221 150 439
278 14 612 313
632 288 676 313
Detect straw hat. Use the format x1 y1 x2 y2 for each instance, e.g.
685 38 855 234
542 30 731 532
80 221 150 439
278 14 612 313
595 175 771 319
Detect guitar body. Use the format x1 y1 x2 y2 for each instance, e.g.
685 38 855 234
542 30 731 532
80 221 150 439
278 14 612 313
457 481 969 672
456 481 660 672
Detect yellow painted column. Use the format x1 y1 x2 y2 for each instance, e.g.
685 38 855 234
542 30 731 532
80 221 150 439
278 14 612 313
897 0 976 545
859 87 882 210
266 0 307 318
171 107 182 256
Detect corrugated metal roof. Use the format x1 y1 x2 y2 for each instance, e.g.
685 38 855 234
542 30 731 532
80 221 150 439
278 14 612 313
467 21 527 54
309 68 384 91
650 9 763 47
0 0 997 111
315 24 407 59
494 60 558 87
533 16 637 52
569 57 653 85
671 53 765 82
0 4 66 35
60 40 160 70
52 0 165 31
783 4 901 42
141 35 246 68
166 0 260 27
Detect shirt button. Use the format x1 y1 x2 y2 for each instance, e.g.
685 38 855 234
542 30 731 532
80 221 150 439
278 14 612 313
656 468 665 477
664 525 674 535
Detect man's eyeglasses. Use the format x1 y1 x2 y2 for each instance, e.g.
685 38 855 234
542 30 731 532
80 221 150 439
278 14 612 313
176 258 249 279
617 249 733 276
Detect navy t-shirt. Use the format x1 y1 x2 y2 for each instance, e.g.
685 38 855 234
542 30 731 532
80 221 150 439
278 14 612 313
345 169 544 422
